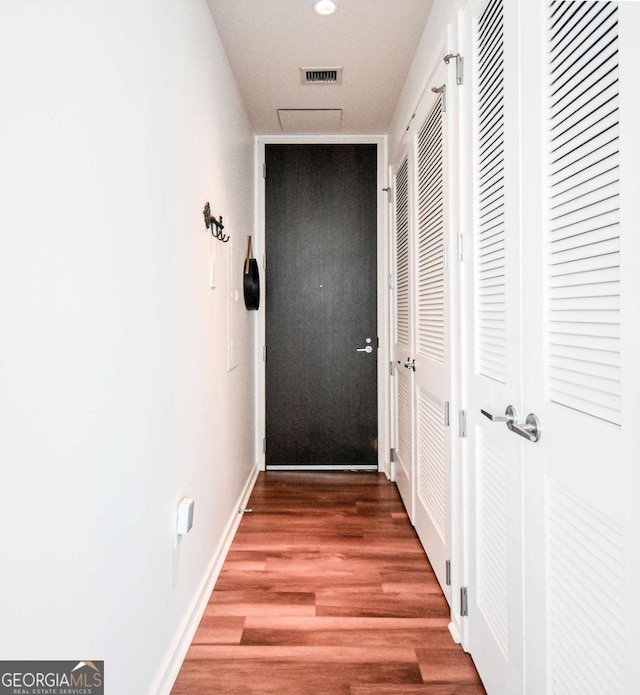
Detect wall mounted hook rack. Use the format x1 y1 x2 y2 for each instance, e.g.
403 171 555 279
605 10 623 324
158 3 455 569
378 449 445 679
203 201 229 242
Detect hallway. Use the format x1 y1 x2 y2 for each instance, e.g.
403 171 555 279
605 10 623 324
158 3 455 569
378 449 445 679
171 473 485 694
3 2 640 693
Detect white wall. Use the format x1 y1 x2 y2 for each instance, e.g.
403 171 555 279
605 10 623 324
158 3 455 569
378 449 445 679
0 2 256 693
388 0 465 164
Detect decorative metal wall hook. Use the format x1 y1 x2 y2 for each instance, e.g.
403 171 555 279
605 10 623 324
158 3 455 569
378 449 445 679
203 201 229 242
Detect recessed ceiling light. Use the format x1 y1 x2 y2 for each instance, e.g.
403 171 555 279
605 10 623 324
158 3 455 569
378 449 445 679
313 0 337 16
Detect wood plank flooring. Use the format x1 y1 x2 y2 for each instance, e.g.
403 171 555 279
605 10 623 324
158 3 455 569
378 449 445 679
171 472 486 695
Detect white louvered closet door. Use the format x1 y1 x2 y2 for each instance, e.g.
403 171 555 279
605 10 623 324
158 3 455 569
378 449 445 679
412 60 452 603
460 0 525 692
520 2 640 693
392 155 415 520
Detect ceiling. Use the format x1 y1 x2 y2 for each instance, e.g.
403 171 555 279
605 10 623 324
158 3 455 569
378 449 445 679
205 0 435 135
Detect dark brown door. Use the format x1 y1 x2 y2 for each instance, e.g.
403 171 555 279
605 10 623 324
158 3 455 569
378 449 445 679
265 144 378 469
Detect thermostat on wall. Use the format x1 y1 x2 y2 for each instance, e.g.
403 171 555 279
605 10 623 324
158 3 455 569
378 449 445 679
177 498 195 536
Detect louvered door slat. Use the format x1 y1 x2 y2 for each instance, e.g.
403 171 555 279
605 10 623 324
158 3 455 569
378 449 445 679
551 229 618 259
419 187 442 210
475 0 506 382
552 111 618 165
419 115 442 151
547 2 621 423
479 105 504 147
479 131 503 166
551 161 619 205
395 158 410 346
548 370 620 400
417 94 445 363
551 86 617 142
478 49 504 87
548 483 625 694
552 178 618 215
417 389 446 541
476 427 509 652
551 10 617 71
549 355 619 380
478 5 503 71
551 127 618 174
480 193 504 220
479 157 504 188
397 373 411 466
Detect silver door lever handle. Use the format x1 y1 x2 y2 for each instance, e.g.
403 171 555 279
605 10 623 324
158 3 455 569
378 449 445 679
397 358 415 371
357 346 373 353
511 413 542 443
481 405 518 430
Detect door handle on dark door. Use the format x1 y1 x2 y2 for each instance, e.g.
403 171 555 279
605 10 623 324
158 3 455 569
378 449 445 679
357 346 373 353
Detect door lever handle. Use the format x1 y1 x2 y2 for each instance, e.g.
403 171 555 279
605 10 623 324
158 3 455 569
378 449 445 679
510 413 542 443
481 405 518 430
357 346 373 353
396 358 415 371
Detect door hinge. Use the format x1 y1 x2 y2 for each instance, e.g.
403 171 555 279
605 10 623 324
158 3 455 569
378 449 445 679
390 361 394 376
446 560 452 586
405 113 415 132
459 410 467 438
460 586 469 616
382 186 393 204
263 437 267 454
263 162 267 179
431 84 447 113
263 253 267 270
390 447 397 463
457 233 465 261
263 345 267 362
443 52 463 85
389 273 394 290
444 401 450 427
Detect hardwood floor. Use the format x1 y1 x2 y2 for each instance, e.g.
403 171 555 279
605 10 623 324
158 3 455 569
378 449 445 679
171 472 486 695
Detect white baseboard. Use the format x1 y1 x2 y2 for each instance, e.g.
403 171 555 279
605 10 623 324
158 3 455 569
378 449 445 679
448 620 462 645
267 464 377 471
151 464 259 695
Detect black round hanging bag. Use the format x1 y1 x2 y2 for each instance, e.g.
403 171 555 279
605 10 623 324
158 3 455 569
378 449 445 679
243 236 260 310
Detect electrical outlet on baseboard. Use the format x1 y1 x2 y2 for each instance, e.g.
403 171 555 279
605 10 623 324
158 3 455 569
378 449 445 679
174 498 195 547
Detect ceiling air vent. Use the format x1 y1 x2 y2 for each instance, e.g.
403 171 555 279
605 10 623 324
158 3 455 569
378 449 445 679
300 67 343 85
